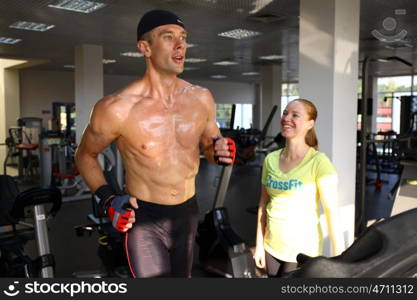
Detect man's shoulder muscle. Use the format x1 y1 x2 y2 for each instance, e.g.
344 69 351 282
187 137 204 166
94 95 128 119
182 84 214 109
90 94 132 136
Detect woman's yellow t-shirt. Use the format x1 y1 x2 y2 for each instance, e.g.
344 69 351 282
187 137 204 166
261 147 337 262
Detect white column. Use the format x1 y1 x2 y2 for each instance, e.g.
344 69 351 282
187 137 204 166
260 64 282 137
75 44 103 144
0 59 26 174
4 69 21 132
392 96 401 134
368 75 378 133
299 0 360 253
253 83 262 130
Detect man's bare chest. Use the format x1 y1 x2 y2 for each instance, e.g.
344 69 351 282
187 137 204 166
120 103 208 154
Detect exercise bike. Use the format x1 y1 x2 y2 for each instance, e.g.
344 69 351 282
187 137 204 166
0 175 62 277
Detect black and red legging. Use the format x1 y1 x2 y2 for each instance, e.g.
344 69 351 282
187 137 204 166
125 196 199 278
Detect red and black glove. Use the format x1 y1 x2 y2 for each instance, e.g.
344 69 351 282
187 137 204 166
213 136 236 166
94 185 133 232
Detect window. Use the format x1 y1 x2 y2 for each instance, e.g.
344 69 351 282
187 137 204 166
281 83 299 115
234 104 252 129
216 104 253 129
377 76 414 134
216 104 233 129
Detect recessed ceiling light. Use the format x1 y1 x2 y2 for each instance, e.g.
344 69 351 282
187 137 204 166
213 61 238 66
258 54 285 60
185 58 207 63
242 72 259 76
48 0 107 14
64 64 75 69
249 0 274 14
184 67 199 71
218 29 261 40
0 37 21 44
376 58 390 63
10 21 55 32
120 52 143 58
103 59 116 64
211 75 227 79
395 9 406 15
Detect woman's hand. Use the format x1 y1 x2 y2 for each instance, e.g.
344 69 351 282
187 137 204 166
254 244 266 269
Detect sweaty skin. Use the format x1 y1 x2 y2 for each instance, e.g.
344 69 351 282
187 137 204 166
118 82 219 204
76 80 221 205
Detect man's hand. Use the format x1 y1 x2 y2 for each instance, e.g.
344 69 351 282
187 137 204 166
213 136 236 165
106 195 140 232
95 185 138 232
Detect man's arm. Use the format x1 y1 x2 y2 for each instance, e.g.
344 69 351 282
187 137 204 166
75 97 123 193
75 97 136 233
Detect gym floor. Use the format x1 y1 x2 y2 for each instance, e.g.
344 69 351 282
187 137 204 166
6 156 399 278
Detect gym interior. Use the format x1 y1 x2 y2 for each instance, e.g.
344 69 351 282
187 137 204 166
1 0 417 278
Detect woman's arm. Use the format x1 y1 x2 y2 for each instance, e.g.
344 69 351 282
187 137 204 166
318 174 345 256
254 185 270 268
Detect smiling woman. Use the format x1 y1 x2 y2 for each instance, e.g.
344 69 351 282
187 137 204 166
253 98 345 277
280 99 318 150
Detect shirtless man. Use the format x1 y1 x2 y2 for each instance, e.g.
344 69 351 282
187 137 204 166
75 10 236 278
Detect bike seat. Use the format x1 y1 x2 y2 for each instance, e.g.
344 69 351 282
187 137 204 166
16 143 38 151
11 187 62 220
